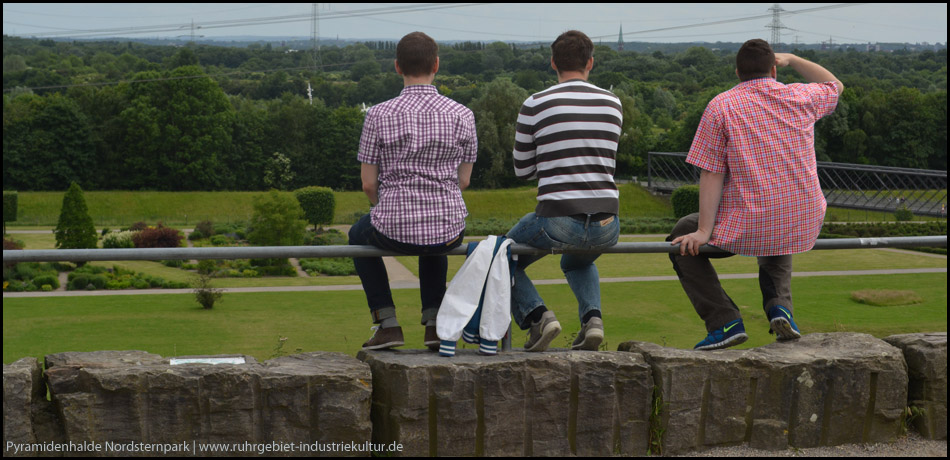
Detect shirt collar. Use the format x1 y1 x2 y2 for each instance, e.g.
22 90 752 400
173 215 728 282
739 77 778 86
400 84 439 96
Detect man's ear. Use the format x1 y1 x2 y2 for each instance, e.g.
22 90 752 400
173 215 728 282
394 59 403 76
432 56 440 75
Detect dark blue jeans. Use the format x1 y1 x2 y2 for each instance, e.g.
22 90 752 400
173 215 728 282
348 214 464 324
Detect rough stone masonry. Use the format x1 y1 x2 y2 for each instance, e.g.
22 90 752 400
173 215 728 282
619 333 909 454
3 332 947 457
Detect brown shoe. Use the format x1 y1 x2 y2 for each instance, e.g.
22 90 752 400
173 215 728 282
424 326 440 351
362 326 405 350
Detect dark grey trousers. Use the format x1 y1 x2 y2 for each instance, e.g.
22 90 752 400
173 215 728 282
667 213 794 333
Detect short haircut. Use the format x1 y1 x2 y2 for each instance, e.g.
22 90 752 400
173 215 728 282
736 39 775 81
396 32 439 77
551 30 594 73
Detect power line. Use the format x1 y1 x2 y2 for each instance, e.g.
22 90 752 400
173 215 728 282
9 3 489 39
591 3 865 41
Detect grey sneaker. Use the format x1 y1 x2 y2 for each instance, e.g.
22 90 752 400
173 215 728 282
524 310 561 352
571 317 604 351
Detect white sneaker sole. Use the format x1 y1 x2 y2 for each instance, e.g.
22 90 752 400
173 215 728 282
526 320 561 352
572 327 604 351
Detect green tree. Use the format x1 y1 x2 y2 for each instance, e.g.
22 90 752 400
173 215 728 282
248 190 308 247
295 186 336 230
2 93 96 190
54 182 98 251
118 66 234 190
469 78 528 188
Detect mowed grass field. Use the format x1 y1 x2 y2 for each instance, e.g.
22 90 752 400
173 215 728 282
9 185 670 227
9 185 938 228
3 272 946 364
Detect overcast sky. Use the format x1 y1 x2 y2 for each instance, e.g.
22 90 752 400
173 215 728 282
3 3 947 45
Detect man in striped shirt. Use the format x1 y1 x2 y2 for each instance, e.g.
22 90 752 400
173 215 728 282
507 30 622 352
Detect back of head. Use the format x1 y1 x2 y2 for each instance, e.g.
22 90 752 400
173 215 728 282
551 30 594 73
396 32 439 77
736 39 775 81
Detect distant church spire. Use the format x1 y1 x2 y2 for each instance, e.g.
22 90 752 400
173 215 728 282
618 24 624 51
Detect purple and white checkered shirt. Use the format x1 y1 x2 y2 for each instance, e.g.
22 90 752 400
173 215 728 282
358 85 477 245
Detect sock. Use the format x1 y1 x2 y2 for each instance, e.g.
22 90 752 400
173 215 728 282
582 310 602 325
426 319 436 327
380 316 399 329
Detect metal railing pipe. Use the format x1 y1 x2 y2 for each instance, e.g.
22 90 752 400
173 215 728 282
3 236 945 263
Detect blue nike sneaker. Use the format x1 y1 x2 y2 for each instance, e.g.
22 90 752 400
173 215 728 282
767 305 801 341
694 318 748 350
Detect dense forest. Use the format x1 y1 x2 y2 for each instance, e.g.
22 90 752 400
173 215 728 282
3 36 947 191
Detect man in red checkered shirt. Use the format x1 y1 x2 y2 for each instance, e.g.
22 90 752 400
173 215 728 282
668 39 842 350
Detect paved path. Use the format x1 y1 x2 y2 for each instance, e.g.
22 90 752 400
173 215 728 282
4 267 945 298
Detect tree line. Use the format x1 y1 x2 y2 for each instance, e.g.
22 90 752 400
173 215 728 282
3 36 946 191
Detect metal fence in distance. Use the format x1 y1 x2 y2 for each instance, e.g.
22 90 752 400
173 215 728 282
646 152 948 217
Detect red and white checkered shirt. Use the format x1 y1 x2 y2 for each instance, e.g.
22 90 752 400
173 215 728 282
358 85 477 245
688 78 839 256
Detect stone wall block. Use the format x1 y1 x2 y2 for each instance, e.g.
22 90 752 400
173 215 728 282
358 350 652 457
40 351 371 457
884 332 947 440
619 333 907 454
3 357 46 456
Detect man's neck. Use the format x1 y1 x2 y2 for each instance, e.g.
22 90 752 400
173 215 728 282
557 70 589 83
403 74 436 87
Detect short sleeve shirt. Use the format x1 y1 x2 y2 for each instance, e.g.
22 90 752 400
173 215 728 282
687 78 839 256
358 85 477 245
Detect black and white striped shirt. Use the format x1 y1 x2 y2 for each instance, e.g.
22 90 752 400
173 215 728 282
513 79 622 217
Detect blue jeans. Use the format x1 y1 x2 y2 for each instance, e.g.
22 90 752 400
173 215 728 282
348 214 463 324
506 213 620 329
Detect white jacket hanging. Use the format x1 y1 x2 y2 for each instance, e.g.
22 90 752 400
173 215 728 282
436 235 514 356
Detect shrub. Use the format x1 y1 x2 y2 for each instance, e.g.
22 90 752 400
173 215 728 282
894 205 914 222
210 235 231 246
300 258 357 276
195 220 214 237
248 190 308 247
187 230 205 240
3 191 17 234
69 275 90 290
3 237 24 250
132 226 183 248
102 230 137 249
32 274 60 290
129 222 149 231
54 182 98 251
311 228 347 246
192 273 223 309
197 259 218 275
295 186 336 230
670 185 700 219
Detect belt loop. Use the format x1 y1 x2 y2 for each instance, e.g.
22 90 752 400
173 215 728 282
584 214 591 229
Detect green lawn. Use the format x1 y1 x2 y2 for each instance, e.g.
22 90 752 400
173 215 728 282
4 272 946 364
13 186 940 228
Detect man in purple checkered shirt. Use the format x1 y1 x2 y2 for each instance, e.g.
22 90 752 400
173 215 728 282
349 31 477 351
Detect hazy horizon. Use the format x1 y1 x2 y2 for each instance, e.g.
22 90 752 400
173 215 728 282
4 3 947 45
